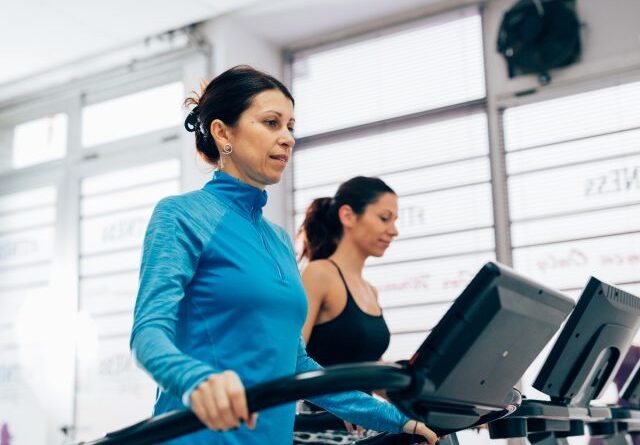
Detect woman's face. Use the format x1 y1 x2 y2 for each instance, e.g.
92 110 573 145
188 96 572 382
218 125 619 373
220 89 295 189
347 192 399 257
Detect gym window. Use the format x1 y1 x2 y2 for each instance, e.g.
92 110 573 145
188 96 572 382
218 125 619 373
289 7 492 361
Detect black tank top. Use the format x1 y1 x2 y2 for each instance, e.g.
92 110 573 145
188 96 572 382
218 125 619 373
305 260 391 367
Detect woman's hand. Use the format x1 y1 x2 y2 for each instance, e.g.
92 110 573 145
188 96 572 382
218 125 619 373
402 420 439 445
190 370 258 431
344 420 366 437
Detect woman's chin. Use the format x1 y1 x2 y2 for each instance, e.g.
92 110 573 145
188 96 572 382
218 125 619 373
265 171 285 185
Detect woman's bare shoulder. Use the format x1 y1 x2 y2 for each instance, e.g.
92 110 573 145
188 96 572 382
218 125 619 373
302 259 336 280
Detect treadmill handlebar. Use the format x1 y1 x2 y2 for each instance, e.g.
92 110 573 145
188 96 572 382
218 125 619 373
75 362 519 445
76 363 413 445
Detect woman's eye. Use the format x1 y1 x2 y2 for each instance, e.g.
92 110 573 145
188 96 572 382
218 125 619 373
380 216 389 222
266 119 278 127
288 127 295 134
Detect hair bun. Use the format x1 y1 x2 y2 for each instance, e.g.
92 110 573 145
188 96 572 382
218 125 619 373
184 105 201 132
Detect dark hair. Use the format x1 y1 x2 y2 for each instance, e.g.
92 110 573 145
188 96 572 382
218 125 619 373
298 176 395 261
184 65 294 164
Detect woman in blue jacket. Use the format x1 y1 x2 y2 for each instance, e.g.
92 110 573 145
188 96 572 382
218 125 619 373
130 65 437 445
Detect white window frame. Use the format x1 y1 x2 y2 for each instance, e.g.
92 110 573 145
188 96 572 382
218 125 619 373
0 50 206 443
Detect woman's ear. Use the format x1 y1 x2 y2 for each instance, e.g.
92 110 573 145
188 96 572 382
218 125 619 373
210 119 231 148
338 204 356 229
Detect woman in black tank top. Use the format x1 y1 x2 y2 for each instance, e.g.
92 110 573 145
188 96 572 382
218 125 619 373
304 258 391 367
298 177 398 365
295 176 400 443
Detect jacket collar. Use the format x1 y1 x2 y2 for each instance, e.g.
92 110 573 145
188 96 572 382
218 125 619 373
202 171 268 219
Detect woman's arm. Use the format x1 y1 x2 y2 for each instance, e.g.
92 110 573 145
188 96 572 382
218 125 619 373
301 261 331 343
294 337 404 433
130 197 218 404
295 338 437 444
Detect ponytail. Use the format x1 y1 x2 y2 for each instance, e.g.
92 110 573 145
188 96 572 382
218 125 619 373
297 176 395 263
297 197 342 261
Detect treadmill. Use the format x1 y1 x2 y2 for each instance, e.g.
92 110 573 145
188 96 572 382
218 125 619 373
489 278 640 445
73 261 574 445
588 357 640 445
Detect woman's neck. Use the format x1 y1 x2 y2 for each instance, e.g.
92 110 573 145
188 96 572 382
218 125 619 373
329 241 367 277
219 166 266 190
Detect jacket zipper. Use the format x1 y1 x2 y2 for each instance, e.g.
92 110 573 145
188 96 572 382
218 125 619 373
252 208 285 281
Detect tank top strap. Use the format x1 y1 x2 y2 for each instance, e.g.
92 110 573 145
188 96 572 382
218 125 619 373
325 259 354 302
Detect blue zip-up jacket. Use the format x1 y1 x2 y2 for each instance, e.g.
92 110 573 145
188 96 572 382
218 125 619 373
130 171 410 444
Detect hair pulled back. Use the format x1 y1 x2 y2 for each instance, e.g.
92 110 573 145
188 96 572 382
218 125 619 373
184 65 294 164
298 176 395 261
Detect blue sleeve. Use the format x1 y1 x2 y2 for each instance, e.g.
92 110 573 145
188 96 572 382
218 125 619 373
130 197 218 405
295 338 409 433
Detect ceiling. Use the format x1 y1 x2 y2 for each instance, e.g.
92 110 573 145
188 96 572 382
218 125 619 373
0 0 462 88
233 0 455 47
0 0 259 85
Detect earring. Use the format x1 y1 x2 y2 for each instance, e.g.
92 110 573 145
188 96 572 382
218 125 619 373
218 144 232 170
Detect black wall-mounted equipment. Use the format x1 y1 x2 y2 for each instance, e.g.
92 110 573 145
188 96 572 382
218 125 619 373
497 0 581 85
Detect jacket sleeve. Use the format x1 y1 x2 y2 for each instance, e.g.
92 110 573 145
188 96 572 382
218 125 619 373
295 338 409 433
130 197 218 406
